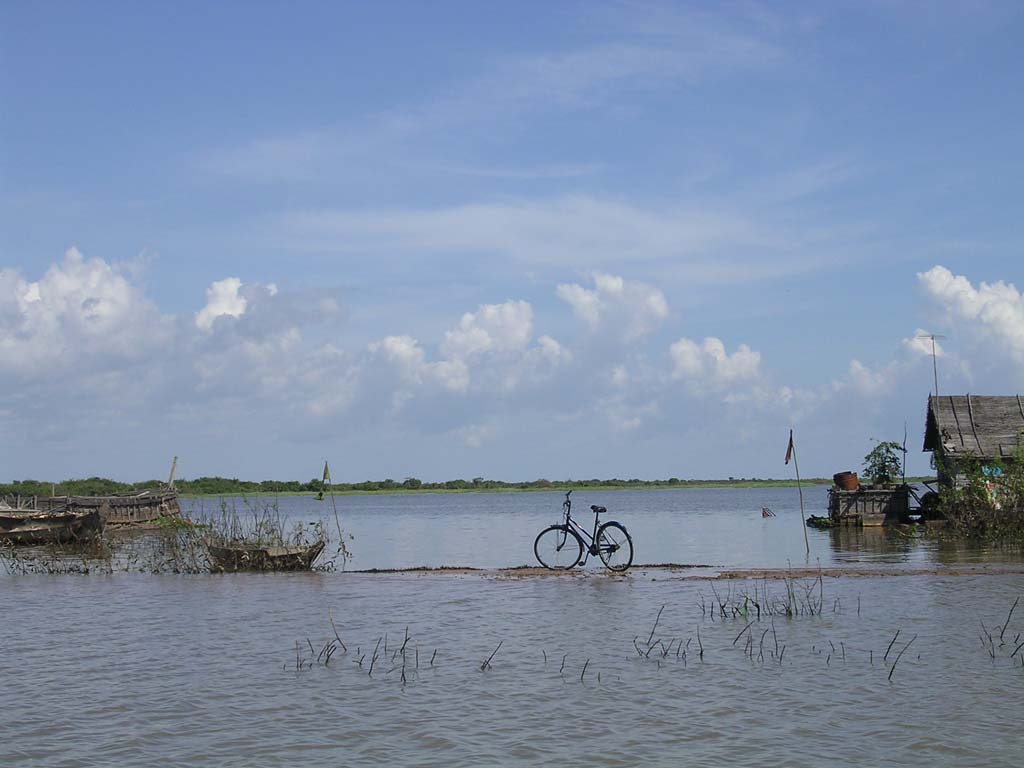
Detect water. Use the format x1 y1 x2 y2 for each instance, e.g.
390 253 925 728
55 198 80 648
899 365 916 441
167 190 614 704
4 571 1024 766
186 486 1024 570
5 487 1024 766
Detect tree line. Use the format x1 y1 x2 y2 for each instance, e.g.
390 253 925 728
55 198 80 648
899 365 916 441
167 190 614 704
0 475 841 498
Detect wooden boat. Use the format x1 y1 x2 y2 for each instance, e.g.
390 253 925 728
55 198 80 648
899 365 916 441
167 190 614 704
38 458 182 527
206 540 325 572
39 488 180 527
0 505 105 546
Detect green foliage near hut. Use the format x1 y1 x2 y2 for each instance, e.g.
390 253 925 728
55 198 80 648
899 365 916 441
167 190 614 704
935 442 1024 537
862 441 904 486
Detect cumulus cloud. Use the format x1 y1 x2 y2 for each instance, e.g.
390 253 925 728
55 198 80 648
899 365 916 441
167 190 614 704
902 328 945 359
195 277 247 330
12 250 953 478
919 265 1024 362
0 247 170 377
441 300 533 359
369 335 470 394
556 272 668 341
669 336 761 386
371 300 568 400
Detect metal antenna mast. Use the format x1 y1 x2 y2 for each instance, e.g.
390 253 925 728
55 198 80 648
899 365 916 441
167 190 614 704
916 333 947 397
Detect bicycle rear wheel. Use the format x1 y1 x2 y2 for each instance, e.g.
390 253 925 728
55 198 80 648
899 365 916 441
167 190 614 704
596 521 633 572
534 525 583 570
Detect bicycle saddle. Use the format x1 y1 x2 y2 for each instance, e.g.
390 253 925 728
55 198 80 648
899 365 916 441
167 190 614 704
590 505 606 514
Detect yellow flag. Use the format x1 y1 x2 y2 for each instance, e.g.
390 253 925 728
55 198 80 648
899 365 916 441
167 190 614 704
323 461 331 483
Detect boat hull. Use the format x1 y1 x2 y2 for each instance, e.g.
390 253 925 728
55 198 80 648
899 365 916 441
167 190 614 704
41 490 180 527
0 508 105 546
207 541 325 572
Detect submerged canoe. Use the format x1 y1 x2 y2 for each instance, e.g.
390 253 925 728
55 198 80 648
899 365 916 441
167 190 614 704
0 507 105 546
206 540 325 572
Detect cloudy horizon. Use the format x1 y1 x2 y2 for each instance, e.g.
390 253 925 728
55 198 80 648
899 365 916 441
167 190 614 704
2 2 1022 482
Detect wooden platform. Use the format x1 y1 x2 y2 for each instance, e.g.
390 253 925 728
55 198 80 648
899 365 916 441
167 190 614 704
827 486 909 526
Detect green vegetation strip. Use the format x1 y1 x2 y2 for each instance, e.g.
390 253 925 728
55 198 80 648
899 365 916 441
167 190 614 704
1 475 936 498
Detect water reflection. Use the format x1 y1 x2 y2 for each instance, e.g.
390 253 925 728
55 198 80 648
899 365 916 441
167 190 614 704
826 526 921 564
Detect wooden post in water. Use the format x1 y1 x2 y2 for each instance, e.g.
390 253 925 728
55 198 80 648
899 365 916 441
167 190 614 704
785 430 810 556
167 456 178 489
324 460 343 546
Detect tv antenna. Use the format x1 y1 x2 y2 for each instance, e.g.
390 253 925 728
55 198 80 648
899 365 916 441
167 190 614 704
916 333 946 397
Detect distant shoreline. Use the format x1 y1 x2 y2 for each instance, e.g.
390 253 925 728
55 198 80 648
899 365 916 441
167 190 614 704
3 476 935 499
178 477 935 498
179 480 834 498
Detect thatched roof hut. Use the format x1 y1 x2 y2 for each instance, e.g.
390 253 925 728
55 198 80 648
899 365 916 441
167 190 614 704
924 395 1024 473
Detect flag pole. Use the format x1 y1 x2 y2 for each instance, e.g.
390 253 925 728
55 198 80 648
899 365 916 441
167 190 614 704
786 430 810 556
902 422 908 487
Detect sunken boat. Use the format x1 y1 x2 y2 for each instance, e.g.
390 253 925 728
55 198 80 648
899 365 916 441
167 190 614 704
206 540 325 573
0 504 105 546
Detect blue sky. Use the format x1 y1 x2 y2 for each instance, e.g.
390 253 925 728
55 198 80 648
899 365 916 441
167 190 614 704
2 1 1023 482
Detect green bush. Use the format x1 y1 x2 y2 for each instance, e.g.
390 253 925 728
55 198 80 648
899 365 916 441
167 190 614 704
863 441 903 485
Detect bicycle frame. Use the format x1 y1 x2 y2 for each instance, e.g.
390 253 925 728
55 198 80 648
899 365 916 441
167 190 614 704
535 490 632 572
561 492 602 562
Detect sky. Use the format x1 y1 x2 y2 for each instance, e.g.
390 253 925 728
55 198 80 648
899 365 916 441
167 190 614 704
2 1 1023 483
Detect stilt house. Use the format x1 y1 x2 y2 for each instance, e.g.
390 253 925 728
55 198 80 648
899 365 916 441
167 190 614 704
923 394 1024 483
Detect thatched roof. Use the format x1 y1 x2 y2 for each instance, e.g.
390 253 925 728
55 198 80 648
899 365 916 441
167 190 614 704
924 395 1024 460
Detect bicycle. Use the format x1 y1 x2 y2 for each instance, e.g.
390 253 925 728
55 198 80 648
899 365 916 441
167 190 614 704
534 490 634 572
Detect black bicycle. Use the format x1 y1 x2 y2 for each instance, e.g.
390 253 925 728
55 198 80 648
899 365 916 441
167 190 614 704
534 491 634 572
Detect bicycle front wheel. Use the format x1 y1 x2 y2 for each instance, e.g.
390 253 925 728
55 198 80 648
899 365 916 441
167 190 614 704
534 525 583 570
596 521 633 572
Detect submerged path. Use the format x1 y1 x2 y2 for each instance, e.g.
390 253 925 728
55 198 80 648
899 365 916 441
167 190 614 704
346 563 1024 579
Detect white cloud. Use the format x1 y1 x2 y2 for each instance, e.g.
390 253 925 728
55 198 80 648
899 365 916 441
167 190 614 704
371 299 568 399
919 265 1024 362
536 335 570 365
368 335 470 394
554 282 601 329
196 277 247 330
371 334 426 373
843 359 894 396
12 249 979 480
441 300 533 359
0 247 170 376
669 336 761 385
557 272 668 341
902 328 945 359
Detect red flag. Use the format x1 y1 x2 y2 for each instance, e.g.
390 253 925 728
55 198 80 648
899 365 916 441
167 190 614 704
785 430 794 465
